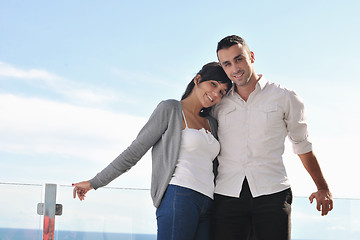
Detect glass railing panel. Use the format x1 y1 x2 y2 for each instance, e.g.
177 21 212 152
56 185 360 240
0 183 43 240
55 185 157 240
1 182 359 240
292 197 360 240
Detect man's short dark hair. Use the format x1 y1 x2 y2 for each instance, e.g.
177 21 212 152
217 35 251 55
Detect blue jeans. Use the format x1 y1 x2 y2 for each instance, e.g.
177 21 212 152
156 184 213 240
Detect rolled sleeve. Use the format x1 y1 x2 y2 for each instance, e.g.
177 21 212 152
285 90 313 154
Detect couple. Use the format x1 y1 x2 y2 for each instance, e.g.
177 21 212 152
73 35 333 240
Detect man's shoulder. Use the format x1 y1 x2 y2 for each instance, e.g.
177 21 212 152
262 78 297 96
262 78 303 107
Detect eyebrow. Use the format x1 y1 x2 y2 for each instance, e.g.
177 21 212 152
221 54 244 65
233 54 244 60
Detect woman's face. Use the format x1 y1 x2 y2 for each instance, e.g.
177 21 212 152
195 80 229 108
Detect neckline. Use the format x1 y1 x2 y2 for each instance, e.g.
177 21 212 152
182 110 211 132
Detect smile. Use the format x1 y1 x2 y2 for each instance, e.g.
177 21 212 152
233 72 244 79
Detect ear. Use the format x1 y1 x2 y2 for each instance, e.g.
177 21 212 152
194 74 201 85
250 51 255 63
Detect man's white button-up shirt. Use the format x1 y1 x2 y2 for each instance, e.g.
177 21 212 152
212 76 313 198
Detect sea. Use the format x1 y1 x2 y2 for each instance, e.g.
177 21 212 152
0 228 314 240
0 228 156 240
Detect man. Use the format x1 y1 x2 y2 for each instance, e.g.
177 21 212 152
211 35 333 240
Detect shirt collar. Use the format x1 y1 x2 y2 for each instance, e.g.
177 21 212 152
228 83 236 96
257 74 267 90
227 74 266 96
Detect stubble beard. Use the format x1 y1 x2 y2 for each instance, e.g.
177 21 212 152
234 73 251 88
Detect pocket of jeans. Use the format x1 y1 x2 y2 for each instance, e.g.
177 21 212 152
286 188 293 205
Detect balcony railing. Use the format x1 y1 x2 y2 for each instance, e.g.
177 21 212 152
0 182 359 240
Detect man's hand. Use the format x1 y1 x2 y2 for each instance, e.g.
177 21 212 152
309 189 333 216
298 152 333 216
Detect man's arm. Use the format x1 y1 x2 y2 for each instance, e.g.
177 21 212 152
298 151 333 216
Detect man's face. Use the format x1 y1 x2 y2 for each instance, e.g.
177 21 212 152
217 43 255 87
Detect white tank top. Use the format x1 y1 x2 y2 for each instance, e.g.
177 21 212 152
169 111 220 199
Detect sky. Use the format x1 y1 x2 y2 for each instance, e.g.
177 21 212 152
1 0 360 237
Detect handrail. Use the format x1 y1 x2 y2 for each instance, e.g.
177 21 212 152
2 182 358 199
0 182 150 190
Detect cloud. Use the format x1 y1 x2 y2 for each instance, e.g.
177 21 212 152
0 93 147 162
0 62 119 106
0 62 59 81
0 62 163 187
0 93 154 188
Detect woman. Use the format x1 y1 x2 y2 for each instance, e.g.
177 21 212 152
72 62 232 240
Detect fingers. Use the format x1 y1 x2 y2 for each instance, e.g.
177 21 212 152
316 198 321 212
309 193 315 203
321 202 327 216
77 188 87 200
321 202 331 216
329 200 334 211
72 183 88 201
322 199 333 216
309 191 333 216
77 190 83 200
73 186 77 199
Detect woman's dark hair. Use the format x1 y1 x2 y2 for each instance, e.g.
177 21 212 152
181 62 232 117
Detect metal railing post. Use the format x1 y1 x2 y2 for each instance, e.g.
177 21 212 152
37 183 62 240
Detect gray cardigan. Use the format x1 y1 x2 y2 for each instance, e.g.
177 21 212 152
90 99 219 208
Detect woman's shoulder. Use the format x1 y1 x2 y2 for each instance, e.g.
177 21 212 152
150 99 182 119
157 99 181 109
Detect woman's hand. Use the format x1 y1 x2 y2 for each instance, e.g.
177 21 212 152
72 181 93 201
